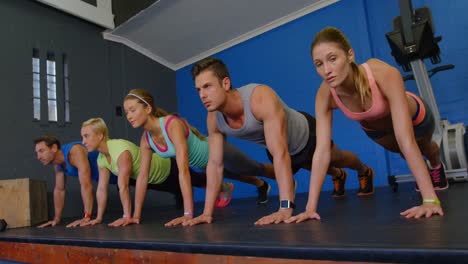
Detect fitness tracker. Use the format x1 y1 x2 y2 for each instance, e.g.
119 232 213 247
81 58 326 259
280 200 296 209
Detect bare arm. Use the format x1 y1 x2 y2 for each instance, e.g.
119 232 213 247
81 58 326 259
250 85 295 225
108 150 133 226
82 166 110 226
307 84 334 212
374 60 442 218
287 83 333 223
96 167 110 221
38 167 65 228
184 112 224 226
203 113 225 217
133 133 152 222
53 168 66 221
66 145 94 227
165 118 194 226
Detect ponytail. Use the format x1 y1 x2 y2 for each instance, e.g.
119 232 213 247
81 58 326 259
153 107 168 117
351 61 370 105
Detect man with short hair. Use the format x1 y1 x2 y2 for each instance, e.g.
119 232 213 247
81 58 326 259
185 58 371 226
34 135 117 228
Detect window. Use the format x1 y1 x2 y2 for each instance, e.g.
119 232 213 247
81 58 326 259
46 53 57 122
32 49 40 121
63 54 70 122
32 49 70 123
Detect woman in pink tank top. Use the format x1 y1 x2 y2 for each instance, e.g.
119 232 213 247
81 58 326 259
288 27 446 224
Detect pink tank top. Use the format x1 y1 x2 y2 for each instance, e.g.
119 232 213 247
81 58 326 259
330 63 390 121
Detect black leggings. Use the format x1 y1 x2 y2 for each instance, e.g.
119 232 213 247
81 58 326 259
128 158 207 196
266 111 332 174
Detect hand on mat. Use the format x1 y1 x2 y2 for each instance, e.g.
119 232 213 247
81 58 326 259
66 217 91 228
400 203 444 219
165 215 193 227
108 217 137 227
81 218 102 226
37 218 60 228
284 210 321 223
254 209 293 225
182 214 212 226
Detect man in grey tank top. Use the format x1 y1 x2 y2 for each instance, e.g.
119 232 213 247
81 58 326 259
185 58 371 226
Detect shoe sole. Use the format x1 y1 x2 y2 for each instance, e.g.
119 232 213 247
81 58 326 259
332 194 346 198
215 183 234 208
434 180 450 191
357 191 374 196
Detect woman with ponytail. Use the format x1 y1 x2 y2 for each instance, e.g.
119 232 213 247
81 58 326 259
79 118 208 227
124 89 276 227
288 27 446 223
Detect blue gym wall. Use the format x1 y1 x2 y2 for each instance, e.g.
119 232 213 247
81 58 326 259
176 0 468 202
364 0 468 176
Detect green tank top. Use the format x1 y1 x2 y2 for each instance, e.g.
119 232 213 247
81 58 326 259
97 139 171 184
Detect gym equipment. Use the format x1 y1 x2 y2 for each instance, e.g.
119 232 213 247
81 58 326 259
386 0 467 191
0 178 48 228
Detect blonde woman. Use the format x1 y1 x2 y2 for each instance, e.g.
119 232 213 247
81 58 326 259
80 118 208 227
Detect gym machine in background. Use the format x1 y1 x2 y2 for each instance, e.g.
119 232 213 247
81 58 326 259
386 0 467 191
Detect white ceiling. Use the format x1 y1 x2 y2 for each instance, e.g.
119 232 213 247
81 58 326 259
103 0 338 70
37 0 115 29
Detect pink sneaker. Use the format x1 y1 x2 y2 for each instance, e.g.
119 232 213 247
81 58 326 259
415 162 449 191
429 163 449 191
215 182 234 208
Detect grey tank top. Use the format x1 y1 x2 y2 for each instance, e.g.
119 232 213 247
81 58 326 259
216 83 309 155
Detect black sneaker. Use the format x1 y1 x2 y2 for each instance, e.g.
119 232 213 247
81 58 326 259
357 166 374 196
429 162 449 190
257 180 271 204
332 169 347 198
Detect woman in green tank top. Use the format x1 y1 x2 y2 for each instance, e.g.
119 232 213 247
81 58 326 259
79 117 208 227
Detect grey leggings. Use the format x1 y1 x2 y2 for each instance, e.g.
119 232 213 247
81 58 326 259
222 140 266 178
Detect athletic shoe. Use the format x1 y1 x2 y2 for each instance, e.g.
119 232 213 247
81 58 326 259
415 162 449 192
357 166 374 196
332 169 347 198
215 182 234 208
257 180 271 204
429 162 449 190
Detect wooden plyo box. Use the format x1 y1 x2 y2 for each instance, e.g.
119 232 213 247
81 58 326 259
0 178 48 228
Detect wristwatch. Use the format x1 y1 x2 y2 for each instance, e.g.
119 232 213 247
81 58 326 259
280 200 296 209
